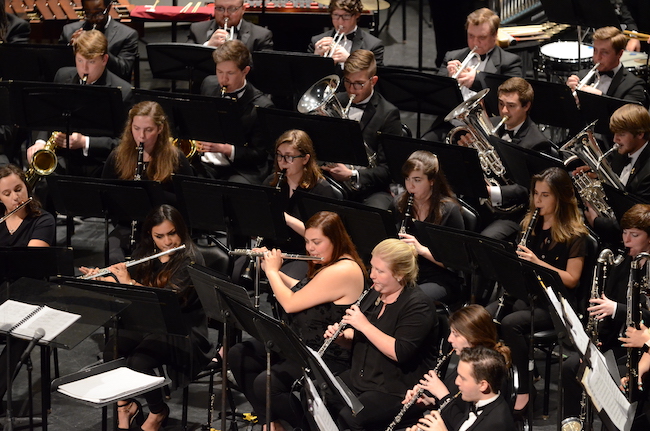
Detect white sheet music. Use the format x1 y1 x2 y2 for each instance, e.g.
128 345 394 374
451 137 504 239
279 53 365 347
306 346 354 409
561 297 590 355
58 367 165 403
0 300 81 342
540 283 566 326
305 374 339 431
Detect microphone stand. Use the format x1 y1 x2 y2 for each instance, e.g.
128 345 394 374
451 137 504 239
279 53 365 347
4 335 14 431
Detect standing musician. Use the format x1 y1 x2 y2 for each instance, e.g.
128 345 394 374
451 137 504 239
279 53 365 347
321 49 402 210
487 167 588 413
80 204 213 431
198 40 274 184
437 8 522 101
395 150 465 304
406 346 516 431
59 0 139 82
188 0 273 51
561 204 650 423
324 238 439 431
102 101 193 263
27 30 133 178
566 27 646 106
308 0 384 66
228 211 366 431
0 164 56 402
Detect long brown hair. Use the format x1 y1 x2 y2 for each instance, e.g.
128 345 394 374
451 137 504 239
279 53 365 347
269 129 324 189
305 211 366 278
0 164 42 217
114 101 178 182
449 304 512 367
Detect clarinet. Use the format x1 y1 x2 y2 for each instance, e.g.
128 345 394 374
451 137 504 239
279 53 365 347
626 252 650 402
130 142 145 248
385 349 455 431
317 288 372 356
493 208 540 324
587 249 624 345
399 194 414 235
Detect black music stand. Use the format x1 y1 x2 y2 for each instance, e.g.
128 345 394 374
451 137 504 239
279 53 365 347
376 67 464 137
0 277 128 431
603 183 649 220
0 44 75 82
577 92 642 135
249 51 337 98
294 190 396 264
256 107 369 167
523 79 584 135
540 0 619 30
146 43 217 93
132 89 245 145
0 247 74 283
379 134 488 209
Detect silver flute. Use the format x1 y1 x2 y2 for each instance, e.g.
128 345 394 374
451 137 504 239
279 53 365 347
385 349 455 431
80 244 186 280
229 249 324 261
317 287 373 356
0 197 33 224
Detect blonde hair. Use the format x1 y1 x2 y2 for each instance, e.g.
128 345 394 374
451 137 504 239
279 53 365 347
371 239 418 287
466 8 500 35
593 26 628 52
610 104 650 140
74 29 107 59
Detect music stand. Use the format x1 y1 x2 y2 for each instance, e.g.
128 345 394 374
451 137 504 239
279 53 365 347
256 107 369 167
379 134 488 209
577 92 642 135
0 247 74 283
525 80 584 135
132 89 245 145
146 43 217 93
0 44 75 82
249 51 337 98
540 0 619 29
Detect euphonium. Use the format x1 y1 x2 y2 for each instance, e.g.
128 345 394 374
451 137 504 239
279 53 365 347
625 251 650 402
26 132 59 187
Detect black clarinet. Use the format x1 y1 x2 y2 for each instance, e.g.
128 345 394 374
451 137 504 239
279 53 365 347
130 142 145 248
399 194 414 235
626 252 650 402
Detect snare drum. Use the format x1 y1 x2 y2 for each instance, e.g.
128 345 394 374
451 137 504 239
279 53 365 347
621 50 649 76
540 41 593 74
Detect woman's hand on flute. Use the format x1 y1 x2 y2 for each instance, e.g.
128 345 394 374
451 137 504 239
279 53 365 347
109 263 134 285
79 266 113 282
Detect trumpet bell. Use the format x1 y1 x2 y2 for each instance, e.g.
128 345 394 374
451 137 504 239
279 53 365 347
32 149 58 176
297 74 346 117
172 138 198 160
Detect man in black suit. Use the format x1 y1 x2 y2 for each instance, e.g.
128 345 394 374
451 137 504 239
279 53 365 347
59 0 138 82
409 346 516 431
27 30 132 177
188 0 273 52
308 0 384 66
321 49 401 209
1 0 29 44
566 26 647 106
198 39 274 184
438 8 522 101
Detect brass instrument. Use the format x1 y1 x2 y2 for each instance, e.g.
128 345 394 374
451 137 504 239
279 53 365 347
26 133 59 187
626 251 650 402
223 17 235 41
573 63 601 96
229 249 324 261
451 46 479 81
494 208 540 324
220 85 227 98
80 245 187 279
385 348 455 431
325 26 345 58
81 73 88 85
0 198 34 224
172 138 198 160
318 287 373 356
399 194 414 235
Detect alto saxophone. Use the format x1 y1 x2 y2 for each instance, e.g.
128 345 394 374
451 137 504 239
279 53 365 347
26 132 59 187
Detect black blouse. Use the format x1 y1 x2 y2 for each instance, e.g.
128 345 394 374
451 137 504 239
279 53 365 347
0 210 55 247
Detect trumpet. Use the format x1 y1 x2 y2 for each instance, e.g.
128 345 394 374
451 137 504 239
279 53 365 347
228 249 324 261
451 46 479 80
0 197 33 224
318 287 373 356
80 245 187 280
223 17 235 41
385 348 455 431
573 63 601 96
26 132 59 188
325 26 345 58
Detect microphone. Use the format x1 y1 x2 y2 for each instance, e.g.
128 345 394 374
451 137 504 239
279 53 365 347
19 328 46 364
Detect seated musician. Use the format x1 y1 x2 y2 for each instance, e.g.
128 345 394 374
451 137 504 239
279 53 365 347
486 167 588 414
229 211 366 431
27 30 133 178
80 204 213 431
321 49 402 209
59 0 138 82
584 104 650 245
0 164 55 401
561 204 650 422
566 27 646 106
324 238 439 431
395 150 465 304
437 8 522 101
308 0 384 66
0 0 29 44
197 40 274 184
188 0 273 51
406 346 516 431
102 101 193 263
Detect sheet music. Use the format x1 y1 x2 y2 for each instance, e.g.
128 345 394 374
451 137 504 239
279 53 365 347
541 283 566 325
561 296 590 355
0 300 81 342
306 346 355 409
304 373 339 431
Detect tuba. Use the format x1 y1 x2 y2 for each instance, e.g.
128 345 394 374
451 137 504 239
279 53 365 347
26 132 59 187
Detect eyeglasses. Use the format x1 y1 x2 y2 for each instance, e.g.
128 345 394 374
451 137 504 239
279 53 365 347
215 5 243 13
343 78 371 90
331 13 353 20
276 153 305 163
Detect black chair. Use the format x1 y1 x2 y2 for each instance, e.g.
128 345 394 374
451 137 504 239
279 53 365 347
458 198 480 232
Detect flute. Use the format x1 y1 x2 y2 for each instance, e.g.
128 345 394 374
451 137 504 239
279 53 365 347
229 249 324 261
317 287 373 356
80 244 186 279
385 349 455 431
0 197 33 224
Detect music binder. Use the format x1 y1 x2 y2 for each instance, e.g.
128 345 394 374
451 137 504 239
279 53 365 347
0 299 81 342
